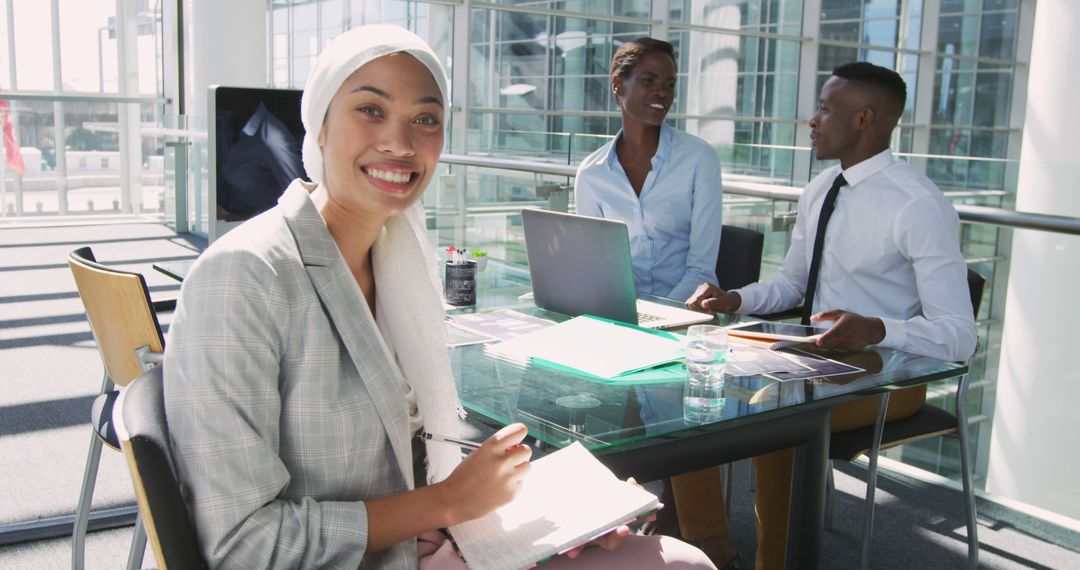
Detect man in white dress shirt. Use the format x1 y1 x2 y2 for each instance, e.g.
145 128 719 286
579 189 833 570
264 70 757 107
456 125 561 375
683 62 977 569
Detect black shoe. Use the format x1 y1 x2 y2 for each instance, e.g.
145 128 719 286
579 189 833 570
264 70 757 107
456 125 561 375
718 552 746 570
639 517 681 539
641 506 682 539
694 541 745 570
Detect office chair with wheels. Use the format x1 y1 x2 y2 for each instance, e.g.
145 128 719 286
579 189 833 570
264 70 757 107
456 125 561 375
826 268 986 570
115 365 207 569
68 247 171 570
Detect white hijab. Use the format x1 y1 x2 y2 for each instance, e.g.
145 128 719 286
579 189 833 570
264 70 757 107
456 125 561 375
300 24 464 484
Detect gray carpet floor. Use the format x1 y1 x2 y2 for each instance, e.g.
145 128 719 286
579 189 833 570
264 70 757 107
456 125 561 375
1 222 202 527
1 221 1077 568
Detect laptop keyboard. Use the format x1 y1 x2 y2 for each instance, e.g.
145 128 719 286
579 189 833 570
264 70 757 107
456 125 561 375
636 312 664 324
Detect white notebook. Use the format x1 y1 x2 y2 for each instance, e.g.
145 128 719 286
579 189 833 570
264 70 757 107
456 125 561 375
447 442 660 570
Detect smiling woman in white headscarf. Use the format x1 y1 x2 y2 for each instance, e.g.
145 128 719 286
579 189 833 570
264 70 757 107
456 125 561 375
164 24 715 570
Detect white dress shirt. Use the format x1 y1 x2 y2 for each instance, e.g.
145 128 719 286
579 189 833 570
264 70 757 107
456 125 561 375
734 149 977 362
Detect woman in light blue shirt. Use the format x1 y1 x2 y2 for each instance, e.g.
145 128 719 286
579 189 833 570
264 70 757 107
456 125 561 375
574 37 737 569
575 37 723 303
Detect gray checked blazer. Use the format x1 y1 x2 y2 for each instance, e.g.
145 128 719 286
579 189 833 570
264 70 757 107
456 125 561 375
164 182 419 569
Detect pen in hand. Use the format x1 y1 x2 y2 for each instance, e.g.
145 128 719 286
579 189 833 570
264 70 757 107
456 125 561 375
418 431 483 450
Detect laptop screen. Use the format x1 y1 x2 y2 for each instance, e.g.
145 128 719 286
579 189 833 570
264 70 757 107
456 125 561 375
521 209 640 324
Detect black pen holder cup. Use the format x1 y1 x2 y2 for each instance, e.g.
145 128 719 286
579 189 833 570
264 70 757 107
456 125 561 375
444 260 478 306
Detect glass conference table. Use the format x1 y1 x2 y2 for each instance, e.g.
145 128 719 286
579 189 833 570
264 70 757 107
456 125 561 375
156 258 967 569
443 262 966 570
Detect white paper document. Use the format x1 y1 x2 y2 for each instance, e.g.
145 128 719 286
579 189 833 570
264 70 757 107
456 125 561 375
725 343 815 376
486 315 684 378
448 442 660 570
448 309 556 342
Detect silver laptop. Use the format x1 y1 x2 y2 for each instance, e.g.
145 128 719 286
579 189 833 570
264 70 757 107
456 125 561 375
520 209 714 330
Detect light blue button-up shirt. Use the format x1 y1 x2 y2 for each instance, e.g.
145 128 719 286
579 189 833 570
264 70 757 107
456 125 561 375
574 123 723 301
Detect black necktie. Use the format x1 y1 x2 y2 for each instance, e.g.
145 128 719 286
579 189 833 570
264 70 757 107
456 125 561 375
801 173 847 325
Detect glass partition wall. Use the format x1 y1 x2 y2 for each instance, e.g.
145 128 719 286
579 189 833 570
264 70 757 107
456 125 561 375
0 0 1032 511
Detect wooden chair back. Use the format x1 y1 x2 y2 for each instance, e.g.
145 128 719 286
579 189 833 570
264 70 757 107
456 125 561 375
68 247 165 387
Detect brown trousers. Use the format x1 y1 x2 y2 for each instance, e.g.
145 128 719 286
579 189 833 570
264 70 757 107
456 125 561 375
670 385 926 570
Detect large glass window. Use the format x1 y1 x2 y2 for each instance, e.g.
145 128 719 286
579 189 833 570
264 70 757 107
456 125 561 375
467 9 648 157
927 129 1011 190
270 0 453 89
938 0 1018 59
0 6 9 86
925 5 1018 196
666 27 800 182
821 0 922 49
272 5 290 86
1 0 166 218
290 1 318 86
818 0 922 123
931 60 1013 127
321 0 343 47
11 0 55 91
58 0 119 93
669 0 803 36
3 0 1033 503
484 0 652 19
669 31 800 121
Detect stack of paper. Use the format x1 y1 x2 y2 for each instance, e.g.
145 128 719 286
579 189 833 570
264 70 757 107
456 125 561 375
447 309 555 342
486 315 684 378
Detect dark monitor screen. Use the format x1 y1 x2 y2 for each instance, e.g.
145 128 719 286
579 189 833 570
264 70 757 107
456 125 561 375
209 86 307 237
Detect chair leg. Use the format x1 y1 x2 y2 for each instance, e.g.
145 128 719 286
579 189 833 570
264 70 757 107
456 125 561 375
73 370 112 570
956 377 980 568
723 462 733 518
126 512 147 570
72 430 104 570
824 461 836 530
748 459 755 492
860 393 891 570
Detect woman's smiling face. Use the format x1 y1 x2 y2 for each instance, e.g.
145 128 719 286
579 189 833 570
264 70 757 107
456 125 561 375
614 51 677 127
317 53 445 221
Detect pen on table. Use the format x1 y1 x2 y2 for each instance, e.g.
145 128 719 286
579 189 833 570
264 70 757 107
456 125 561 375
418 431 483 450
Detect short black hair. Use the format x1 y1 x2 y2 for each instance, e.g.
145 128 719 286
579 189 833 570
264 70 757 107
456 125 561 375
611 37 677 79
832 62 907 118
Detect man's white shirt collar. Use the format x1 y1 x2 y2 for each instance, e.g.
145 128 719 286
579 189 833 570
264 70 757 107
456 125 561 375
839 148 894 189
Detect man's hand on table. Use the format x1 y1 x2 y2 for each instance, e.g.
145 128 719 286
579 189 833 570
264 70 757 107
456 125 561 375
811 309 886 351
685 283 742 313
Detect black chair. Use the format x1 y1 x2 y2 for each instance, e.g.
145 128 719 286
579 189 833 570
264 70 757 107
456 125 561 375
115 365 207 570
69 246 174 570
710 225 765 503
716 225 764 291
826 268 986 569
